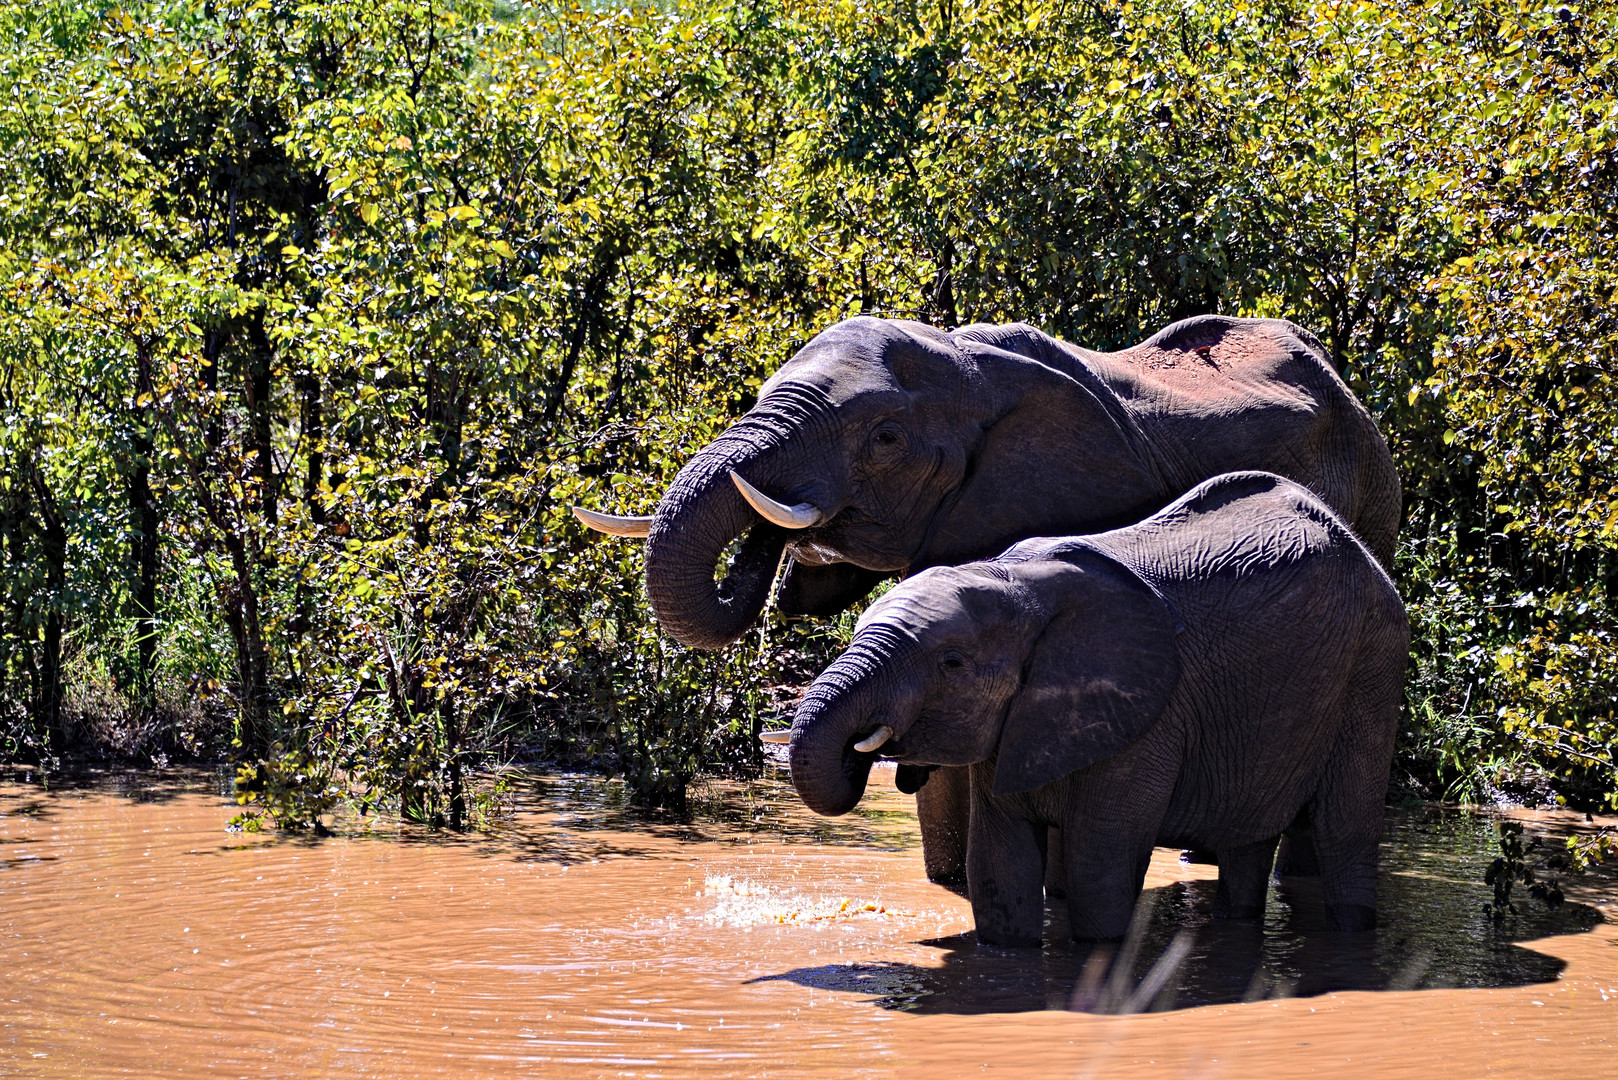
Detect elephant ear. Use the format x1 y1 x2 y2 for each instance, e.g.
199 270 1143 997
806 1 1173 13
993 546 1182 797
931 340 1165 562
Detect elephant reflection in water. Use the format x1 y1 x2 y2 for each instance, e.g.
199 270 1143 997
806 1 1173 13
575 315 1401 887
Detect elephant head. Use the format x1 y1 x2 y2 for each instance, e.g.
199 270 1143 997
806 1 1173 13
574 317 1163 650
784 544 1182 816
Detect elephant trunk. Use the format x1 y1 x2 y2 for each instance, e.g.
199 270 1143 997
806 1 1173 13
789 637 916 816
644 430 796 650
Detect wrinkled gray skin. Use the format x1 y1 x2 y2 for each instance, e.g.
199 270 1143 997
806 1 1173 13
610 314 1400 883
786 473 1409 946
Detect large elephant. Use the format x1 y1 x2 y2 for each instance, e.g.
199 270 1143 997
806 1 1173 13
782 472 1409 946
575 314 1401 882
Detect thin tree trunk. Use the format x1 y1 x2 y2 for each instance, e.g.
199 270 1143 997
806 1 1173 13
27 461 67 749
40 610 63 750
934 237 959 328
218 530 271 749
187 319 275 748
0 482 18 726
286 372 325 649
299 372 325 523
443 698 465 831
128 339 160 698
186 452 274 751
539 252 619 436
245 311 278 528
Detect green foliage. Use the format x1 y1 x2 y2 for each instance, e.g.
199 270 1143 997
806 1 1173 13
1566 826 1617 872
1413 1 1618 811
1485 820 1565 922
2 0 1615 832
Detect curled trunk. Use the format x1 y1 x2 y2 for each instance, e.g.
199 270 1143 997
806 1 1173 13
644 434 792 650
789 642 911 816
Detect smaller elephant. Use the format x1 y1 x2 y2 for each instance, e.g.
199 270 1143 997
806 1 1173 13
780 471 1408 947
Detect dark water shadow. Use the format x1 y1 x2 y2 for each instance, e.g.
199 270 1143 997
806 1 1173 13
0 765 233 811
751 806 1607 1015
187 767 922 865
459 768 920 866
8 763 916 864
0 766 247 866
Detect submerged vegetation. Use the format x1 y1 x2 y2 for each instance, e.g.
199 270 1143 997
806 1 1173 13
1 0 1616 827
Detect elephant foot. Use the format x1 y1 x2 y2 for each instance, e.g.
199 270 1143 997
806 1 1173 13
971 886 1043 945
1324 903 1377 931
1066 925 1129 945
1179 849 1218 865
1063 900 1138 943
923 847 969 892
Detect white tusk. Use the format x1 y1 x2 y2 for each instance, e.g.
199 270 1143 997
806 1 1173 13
853 725 893 753
730 471 823 530
572 506 654 538
758 730 792 744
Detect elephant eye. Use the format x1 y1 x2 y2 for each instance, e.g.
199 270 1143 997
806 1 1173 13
938 651 969 674
868 423 907 461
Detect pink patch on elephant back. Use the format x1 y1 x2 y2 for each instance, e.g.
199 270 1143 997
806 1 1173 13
1108 322 1325 407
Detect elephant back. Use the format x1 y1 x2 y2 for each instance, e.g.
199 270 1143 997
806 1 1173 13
1072 470 1400 638
1095 316 1401 568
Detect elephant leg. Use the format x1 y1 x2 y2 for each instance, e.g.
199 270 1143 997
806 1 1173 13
1313 665 1400 931
1314 809 1380 932
1275 808 1321 877
1061 825 1156 943
966 768 1044 947
1313 786 1382 931
1044 827 1067 900
1211 836 1279 919
1275 832 1321 876
916 764 971 889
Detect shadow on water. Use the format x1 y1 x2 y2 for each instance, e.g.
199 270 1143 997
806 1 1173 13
0 766 242 868
0 764 234 812
1 763 917 864
471 768 920 865
12 764 920 864
751 805 1606 1015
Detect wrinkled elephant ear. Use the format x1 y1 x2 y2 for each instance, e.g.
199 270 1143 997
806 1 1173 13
993 546 1182 797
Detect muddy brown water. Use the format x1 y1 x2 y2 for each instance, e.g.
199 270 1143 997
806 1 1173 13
2 767 1615 1078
